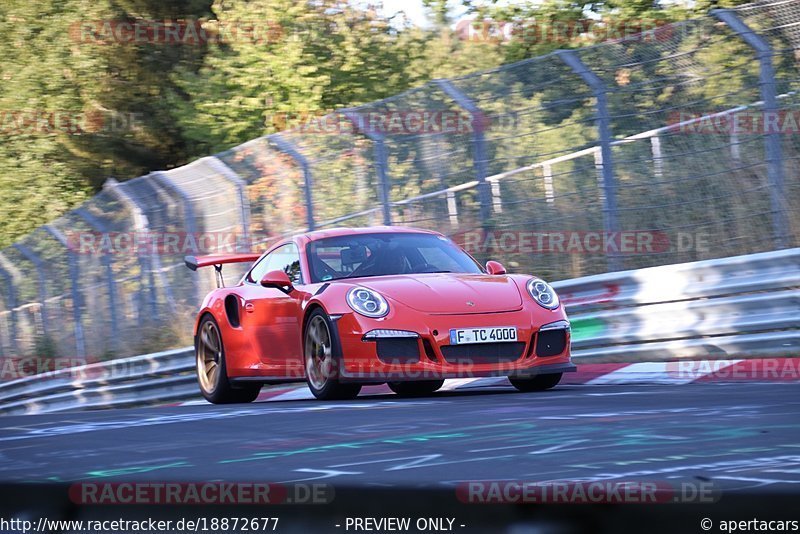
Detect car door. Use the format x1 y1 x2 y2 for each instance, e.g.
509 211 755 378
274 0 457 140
240 243 305 377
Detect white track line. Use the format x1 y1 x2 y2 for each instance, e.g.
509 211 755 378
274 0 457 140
586 360 743 385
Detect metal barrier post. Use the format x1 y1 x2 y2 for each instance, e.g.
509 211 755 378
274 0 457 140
105 178 158 324
650 135 664 178
542 163 555 203
151 172 199 306
205 157 252 251
374 137 393 226
341 110 392 226
271 135 316 231
429 136 460 227
75 208 120 346
434 79 494 220
557 50 622 271
713 9 788 249
43 225 85 357
11 244 49 338
0 255 19 355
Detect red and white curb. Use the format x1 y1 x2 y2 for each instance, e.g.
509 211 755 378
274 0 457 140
170 358 800 406
576 358 800 385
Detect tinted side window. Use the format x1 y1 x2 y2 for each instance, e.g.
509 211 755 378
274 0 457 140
248 243 303 285
265 243 303 284
248 253 272 284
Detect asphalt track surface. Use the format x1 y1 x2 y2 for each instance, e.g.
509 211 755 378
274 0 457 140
1 382 798 487
0 381 798 533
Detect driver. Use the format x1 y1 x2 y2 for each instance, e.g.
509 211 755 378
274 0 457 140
375 245 410 275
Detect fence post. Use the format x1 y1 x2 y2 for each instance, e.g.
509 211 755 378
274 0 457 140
204 157 252 251
75 208 120 347
11 244 49 339
650 135 664 178
0 255 19 355
271 135 316 231
446 191 459 227
124 179 177 315
712 9 788 249
374 137 392 225
43 225 85 357
542 163 555 203
434 79 494 221
151 173 198 239
429 136 460 227
557 50 622 271
341 110 392 226
105 178 158 325
151 172 199 306
730 130 741 161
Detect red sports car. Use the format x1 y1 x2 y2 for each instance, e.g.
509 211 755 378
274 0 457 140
185 226 574 402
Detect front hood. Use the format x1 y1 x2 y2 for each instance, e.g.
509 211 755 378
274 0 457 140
352 273 523 314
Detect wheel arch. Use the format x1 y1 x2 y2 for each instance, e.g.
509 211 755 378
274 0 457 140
300 300 360 400
193 289 241 337
193 310 218 348
301 301 346 364
301 301 328 339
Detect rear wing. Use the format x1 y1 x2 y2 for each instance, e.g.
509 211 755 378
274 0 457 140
184 253 263 271
185 254 262 287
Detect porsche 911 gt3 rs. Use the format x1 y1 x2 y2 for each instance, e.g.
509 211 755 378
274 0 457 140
185 226 574 402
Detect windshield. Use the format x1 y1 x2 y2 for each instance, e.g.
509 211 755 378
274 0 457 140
306 232 483 283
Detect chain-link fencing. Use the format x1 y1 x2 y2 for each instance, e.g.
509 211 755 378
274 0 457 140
0 0 797 360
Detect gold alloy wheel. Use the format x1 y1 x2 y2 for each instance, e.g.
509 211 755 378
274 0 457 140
305 314 334 390
197 320 222 393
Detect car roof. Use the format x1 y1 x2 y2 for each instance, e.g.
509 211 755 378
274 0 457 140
300 226 443 242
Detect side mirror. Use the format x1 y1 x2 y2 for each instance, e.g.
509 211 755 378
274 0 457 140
260 270 292 290
485 260 507 275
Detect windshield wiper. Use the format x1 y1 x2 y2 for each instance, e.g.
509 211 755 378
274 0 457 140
335 272 394 281
329 269 455 282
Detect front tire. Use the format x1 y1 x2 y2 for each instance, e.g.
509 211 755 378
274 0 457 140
304 309 362 400
387 380 445 397
509 373 562 392
196 315 261 404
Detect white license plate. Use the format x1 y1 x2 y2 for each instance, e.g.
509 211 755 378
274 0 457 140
449 327 517 345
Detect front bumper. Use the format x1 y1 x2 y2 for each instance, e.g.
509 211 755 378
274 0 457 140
334 307 573 382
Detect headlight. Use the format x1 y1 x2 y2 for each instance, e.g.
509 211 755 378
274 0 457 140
526 278 560 310
347 287 389 318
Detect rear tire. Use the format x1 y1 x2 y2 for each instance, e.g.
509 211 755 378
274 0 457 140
304 309 362 400
509 373 562 392
196 314 261 404
387 380 445 397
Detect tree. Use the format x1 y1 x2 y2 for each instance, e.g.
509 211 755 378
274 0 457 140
0 0 212 247
171 0 420 156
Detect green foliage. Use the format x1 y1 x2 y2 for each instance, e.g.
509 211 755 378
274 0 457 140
171 0 415 155
33 334 58 358
0 0 212 247
0 0 769 249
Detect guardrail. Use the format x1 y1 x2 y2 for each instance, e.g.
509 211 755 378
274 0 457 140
558 248 800 362
0 248 797 415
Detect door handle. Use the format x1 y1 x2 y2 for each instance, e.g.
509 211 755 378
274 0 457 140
244 302 255 313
